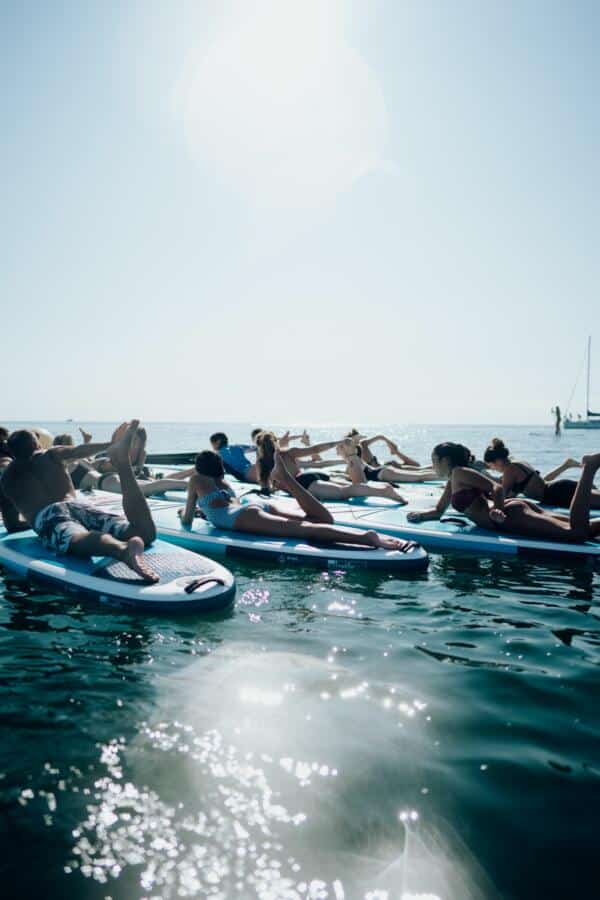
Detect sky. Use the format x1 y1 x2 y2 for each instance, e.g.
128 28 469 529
3 0 600 424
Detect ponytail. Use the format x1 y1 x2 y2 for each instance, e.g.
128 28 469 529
483 438 510 464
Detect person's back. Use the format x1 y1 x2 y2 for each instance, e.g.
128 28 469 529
2 432 76 526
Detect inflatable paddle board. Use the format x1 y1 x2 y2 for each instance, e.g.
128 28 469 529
0 527 236 612
80 492 429 572
327 504 600 559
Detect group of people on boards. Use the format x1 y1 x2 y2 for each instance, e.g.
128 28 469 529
1 422 600 582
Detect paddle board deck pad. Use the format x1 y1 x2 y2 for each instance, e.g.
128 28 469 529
0 528 236 612
327 504 600 559
79 492 428 572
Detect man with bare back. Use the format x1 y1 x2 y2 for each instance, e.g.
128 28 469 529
0 420 159 582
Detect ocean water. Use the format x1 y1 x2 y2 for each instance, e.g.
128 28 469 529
1 423 599 900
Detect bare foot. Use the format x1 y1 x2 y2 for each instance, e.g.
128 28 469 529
384 484 407 504
109 420 139 467
121 536 159 583
364 529 404 550
110 421 129 443
581 453 600 471
565 458 582 468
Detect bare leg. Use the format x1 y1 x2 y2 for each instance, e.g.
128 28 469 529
68 531 159 583
569 454 600 539
310 481 406 504
109 421 156 545
138 478 190 496
377 466 437 483
544 458 581 482
235 507 408 551
273 451 333 522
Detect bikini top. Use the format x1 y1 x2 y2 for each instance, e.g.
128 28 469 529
197 485 235 511
512 462 540 494
451 487 485 513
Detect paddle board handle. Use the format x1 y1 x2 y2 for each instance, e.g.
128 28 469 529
184 576 226 594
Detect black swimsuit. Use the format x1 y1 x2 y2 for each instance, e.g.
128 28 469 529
296 472 331 490
513 462 578 508
512 463 538 494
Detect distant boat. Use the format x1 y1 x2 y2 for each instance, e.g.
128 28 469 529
564 337 600 429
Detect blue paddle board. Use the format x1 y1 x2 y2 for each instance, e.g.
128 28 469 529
326 504 600 559
0 527 236 612
81 492 428 572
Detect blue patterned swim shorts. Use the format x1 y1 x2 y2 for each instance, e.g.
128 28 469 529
33 501 130 555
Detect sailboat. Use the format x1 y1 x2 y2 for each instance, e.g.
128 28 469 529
564 336 600 429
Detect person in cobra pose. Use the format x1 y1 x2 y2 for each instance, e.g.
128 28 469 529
337 437 435 486
346 429 434 476
179 448 411 551
407 442 600 544
255 432 407 503
483 438 600 509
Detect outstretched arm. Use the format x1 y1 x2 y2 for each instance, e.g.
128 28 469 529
407 482 452 522
285 440 340 460
50 441 111 461
297 457 343 469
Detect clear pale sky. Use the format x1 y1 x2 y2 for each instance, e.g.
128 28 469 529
3 0 599 424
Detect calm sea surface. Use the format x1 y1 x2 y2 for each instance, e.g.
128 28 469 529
1 423 599 900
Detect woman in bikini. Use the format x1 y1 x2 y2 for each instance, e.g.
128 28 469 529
179 449 409 551
254 432 407 503
337 437 436 487
407 442 600 544
483 438 600 509
346 429 435 478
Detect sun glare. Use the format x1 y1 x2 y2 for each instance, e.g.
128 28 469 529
175 0 388 207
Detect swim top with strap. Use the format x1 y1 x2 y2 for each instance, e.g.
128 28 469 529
512 462 539 494
451 487 484 513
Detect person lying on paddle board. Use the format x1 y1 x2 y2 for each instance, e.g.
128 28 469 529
251 428 337 468
255 432 407 503
407 442 600 544
64 427 191 496
338 437 434 486
0 421 159 581
180 448 409 551
346 429 433 475
483 438 600 509
210 432 259 483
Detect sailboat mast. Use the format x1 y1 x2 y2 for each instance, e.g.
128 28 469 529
587 336 591 417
